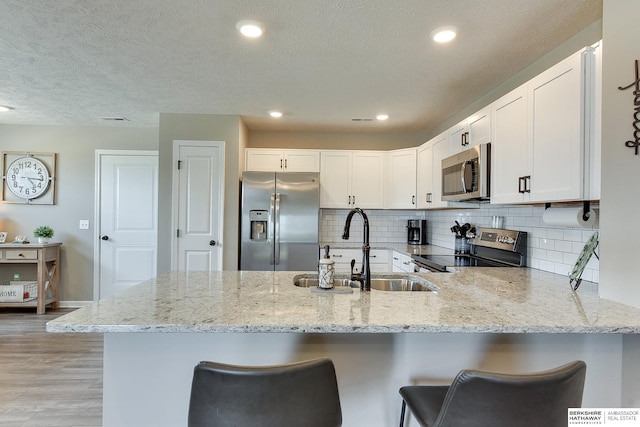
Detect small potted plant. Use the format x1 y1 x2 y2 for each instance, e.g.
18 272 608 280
33 225 54 244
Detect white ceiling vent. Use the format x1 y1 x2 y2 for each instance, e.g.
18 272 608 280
101 117 130 121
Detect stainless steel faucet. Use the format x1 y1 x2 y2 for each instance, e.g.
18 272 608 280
342 207 371 291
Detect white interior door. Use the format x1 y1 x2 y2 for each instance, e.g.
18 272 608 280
95 151 158 300
173 141 224 271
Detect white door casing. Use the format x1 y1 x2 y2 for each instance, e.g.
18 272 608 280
171 141 225 271
94 150 158 301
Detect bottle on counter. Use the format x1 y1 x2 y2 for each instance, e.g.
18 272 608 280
318 245 335 289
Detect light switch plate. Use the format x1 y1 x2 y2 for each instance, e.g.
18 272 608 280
79 220 90 230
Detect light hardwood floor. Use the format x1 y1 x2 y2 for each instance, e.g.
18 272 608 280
0 308 103 427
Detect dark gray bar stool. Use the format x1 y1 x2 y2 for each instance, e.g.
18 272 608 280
399 360 586 427
188 357 342 427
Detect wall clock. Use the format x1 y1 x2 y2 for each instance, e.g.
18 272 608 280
2 152 57 204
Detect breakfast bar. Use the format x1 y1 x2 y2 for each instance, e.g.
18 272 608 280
47 268 640 427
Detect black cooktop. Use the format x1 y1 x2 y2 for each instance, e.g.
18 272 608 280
412 254 514 272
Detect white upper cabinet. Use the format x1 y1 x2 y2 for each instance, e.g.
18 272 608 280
526 49 584 202
491 85 529 204
491 45 599 204
385 148 417 209
449 106 492 154
415 132 449 209
245 149 320 172
320 151 384 209
416 142 432 209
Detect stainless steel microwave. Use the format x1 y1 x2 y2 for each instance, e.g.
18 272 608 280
441 143 490 201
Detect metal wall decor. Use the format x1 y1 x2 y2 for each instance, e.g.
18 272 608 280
1 152 57 204
618 59 640 155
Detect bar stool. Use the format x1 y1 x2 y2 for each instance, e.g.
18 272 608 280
188 357 342 427
398 360 586 427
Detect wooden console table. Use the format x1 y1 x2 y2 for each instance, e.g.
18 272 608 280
0 243 61 314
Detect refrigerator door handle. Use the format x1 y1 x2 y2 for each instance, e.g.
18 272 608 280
270 193 276 265
274 193 281 265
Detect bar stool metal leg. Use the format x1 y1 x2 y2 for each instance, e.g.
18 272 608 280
399 399 407 427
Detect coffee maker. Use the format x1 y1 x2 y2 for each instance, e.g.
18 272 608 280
407 220 427 245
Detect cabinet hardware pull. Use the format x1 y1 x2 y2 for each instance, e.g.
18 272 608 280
284 159 287 169
412 195 416 205
101 235 109 241
352 195 356 204
524 175 531 193
209 240 216 246
280 159 283 169
393 257 399 260
333 254 343 258
518 176 526 194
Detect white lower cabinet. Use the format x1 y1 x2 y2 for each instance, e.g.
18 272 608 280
392 251 415 273
321 248 390 274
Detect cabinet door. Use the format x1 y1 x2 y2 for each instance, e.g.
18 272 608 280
283 150 320 172
430 133 450 208
528 50 584 202
467 106 491 147
385 148 417 209
491 85 529 204
320 151 352 208
351 152 384 209
448 121 468 154
245 149 283 171
416 143 432 209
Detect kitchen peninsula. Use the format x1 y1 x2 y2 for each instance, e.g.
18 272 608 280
48 268 640 427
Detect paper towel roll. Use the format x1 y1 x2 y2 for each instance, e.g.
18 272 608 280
542 207 597 228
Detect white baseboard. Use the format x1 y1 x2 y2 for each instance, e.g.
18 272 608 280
58 300 93 308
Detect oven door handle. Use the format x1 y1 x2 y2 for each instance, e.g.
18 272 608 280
461 160 475 193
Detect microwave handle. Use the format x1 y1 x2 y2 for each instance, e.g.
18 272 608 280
460 160 475 193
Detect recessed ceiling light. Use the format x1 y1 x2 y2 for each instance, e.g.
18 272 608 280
236 20 264 38
269 111 283 118
0 105 14 112
431 26 457 43
376 114 389 121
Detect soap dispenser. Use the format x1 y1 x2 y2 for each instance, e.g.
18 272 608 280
318 245 335 289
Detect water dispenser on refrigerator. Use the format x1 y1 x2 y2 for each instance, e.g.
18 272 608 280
249 210 268 241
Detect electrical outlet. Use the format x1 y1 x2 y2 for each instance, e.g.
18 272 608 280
79 220 90 230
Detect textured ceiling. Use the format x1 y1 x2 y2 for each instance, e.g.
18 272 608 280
0 0 602 132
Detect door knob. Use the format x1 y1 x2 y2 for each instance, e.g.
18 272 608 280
101 235 109 241
209 240 216 246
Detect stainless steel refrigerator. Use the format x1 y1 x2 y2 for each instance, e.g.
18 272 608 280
240 171 320 271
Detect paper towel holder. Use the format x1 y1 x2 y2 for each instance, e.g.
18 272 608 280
545 201 591 222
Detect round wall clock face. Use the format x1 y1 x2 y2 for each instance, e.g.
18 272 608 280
6 156 51 199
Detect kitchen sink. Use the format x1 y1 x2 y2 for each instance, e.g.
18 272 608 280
293 274 438 292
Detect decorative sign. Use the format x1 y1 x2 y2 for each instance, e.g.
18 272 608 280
617 59 640 155
1 152 57 204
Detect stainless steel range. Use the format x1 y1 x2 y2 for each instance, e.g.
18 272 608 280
412 227 527 272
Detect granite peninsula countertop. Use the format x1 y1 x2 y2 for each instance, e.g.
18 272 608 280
47 266 640 334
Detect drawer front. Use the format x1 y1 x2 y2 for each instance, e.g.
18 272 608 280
5 250 38 260
369 249 389 264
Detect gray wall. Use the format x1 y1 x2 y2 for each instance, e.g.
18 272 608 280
157 113 246 273
0 124 157 301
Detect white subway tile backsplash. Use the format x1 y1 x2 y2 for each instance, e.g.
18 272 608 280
319 203 599 283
